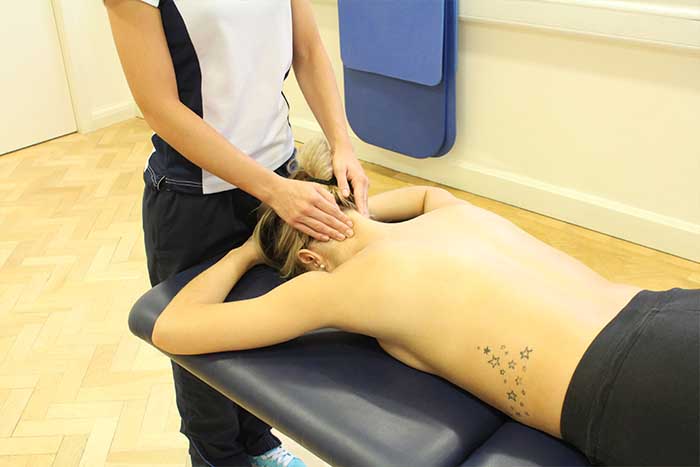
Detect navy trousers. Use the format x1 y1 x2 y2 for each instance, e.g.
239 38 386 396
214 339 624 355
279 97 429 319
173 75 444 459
141 157 295 467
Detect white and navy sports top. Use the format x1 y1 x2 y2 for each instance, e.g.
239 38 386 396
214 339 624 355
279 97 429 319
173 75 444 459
138 0 295 194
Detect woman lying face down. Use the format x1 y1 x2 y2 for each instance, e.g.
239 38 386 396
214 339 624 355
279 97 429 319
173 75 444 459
152 138 699 466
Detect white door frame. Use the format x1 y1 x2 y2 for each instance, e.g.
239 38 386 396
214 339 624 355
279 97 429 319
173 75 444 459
50 0 138 134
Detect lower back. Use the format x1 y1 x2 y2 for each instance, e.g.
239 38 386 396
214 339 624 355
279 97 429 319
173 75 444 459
409 278 641 437
342 206 642 437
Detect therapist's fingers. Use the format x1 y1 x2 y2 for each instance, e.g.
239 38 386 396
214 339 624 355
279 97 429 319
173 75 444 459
293 221 329 242
314 183 337 205
301 216 348 242
314 186 352 224
272 178 350 242
351 175 370 217
310 208 354 240
334 164 352 199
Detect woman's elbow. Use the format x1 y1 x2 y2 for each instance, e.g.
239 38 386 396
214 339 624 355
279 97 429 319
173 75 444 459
151 328 175 354
138 104 158 129
135 97 181 134
421 186 470 213
138 105 168 134
152 314 185 355
292 44 324 73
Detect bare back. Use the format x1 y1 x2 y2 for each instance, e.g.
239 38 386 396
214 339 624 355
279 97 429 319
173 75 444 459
328 204 641 437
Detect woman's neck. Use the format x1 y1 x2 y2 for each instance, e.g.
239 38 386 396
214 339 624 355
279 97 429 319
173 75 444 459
321 211 396 268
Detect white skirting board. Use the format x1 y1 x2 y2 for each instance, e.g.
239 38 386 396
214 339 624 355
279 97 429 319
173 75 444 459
87 101 139 134
291 117 700 263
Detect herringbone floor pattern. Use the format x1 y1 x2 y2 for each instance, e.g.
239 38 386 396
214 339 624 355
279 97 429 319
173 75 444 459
0 119 697 467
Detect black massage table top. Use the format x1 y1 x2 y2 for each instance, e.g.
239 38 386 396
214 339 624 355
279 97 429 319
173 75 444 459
129 257 590 467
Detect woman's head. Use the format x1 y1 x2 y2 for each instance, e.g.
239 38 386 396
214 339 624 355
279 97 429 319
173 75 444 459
253 138 358 278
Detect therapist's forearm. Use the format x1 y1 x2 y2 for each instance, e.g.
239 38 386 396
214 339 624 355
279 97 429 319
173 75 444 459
143 100 283 203
293 47 352 153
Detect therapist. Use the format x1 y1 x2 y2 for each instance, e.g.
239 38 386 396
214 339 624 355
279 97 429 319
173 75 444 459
105 1 369 466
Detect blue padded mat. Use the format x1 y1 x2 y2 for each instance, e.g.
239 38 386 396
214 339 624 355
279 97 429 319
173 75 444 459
340 0 458 158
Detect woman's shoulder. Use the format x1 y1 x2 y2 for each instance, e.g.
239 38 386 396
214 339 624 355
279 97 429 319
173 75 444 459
327 240 421 294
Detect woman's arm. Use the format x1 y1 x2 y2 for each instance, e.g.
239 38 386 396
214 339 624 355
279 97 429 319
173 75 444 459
369 186 470 222
152 240 331 355
290 0 370 215
104 0 351 241
105 0 280 201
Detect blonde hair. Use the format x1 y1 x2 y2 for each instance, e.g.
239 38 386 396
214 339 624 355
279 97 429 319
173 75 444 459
253 138 357 278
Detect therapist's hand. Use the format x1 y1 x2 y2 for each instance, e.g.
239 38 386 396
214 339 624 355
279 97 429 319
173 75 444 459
268 177 354 242
332 145 370 217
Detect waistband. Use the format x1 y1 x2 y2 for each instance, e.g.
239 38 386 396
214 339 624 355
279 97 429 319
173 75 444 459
144 149 298 194
560 288 674 457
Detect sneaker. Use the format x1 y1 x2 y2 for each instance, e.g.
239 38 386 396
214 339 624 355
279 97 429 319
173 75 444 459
249 446 307 467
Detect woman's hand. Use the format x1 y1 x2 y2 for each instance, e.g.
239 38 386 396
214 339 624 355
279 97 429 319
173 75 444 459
267 177 354 242
332 145 370 217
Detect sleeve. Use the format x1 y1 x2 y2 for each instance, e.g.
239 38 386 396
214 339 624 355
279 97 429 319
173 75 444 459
136 0 159 7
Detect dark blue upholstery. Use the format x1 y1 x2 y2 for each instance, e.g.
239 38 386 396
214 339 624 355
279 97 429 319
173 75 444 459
129 257 590 467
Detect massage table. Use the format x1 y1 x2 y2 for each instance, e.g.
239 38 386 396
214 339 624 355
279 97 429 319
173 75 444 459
129 254 590 466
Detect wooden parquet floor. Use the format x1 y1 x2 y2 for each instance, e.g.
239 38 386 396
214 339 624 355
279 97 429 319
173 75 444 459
0 118 697 467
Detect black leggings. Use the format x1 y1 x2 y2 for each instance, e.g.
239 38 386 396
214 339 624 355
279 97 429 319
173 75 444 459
561 288 700 466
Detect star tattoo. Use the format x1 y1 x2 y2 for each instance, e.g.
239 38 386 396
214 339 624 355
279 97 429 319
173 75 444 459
515 376 523 386
507 390 518 401
520 346 533 360
500 369 505 375
508 360 516 369
488 356 500 368
483 346 491 355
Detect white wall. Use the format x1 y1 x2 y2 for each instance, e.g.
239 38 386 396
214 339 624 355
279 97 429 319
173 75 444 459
52 0 137 133
286 1 700 262
47 0 699 261
463 0 700 50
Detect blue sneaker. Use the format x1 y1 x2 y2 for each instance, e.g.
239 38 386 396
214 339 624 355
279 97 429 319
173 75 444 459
249 446 307 467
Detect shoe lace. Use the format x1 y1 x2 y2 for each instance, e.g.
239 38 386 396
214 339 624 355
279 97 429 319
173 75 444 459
261 447 295 467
